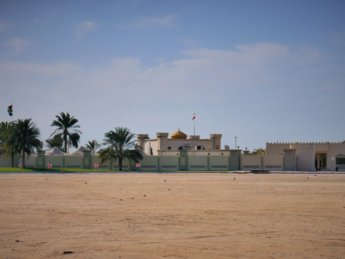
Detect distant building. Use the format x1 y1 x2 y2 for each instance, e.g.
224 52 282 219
137 129 222 155
266 142 345 171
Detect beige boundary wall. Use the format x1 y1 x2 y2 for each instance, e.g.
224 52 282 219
0 150 244 171
1 143 344 171
0 152 311 172
0 154 17 167
12 147 345 172
0 149 286 171
241 154 283 171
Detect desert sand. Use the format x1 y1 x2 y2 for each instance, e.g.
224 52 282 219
0 172 344 258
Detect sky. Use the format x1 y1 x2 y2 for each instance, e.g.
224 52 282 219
1 0 345 151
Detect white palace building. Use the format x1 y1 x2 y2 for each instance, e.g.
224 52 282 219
136 129 345 172
137 129 222 155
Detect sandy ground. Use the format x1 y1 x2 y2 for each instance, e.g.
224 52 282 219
0 173 344 258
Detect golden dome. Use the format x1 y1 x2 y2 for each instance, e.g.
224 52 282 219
170 129 187 139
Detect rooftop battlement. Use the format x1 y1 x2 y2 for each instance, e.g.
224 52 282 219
267 141 345 145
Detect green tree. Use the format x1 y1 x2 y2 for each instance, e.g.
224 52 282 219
51 112 81 153
0 121 16 167
85 139 101 154
9 119 42 168
251 148 266 156
46 135 63 151
99 127 143 171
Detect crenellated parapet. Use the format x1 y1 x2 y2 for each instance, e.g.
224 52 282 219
156 132 169 138
267 141 344 145
137 134 149 139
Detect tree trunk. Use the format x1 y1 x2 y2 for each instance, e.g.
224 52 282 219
64 135 68 153
119 158 123 171
11 151 14 167
22 150 25 168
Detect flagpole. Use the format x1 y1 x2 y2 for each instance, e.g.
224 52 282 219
193 119 195 136
192 113 196 150
193 113 196 136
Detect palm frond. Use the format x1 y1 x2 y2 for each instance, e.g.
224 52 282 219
8 118 42 167
50 112 82 153
101 127 143 170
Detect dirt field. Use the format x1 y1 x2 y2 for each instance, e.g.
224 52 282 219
0 173 344 258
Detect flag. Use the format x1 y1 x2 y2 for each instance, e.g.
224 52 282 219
7 105 13 116
192 113 196 120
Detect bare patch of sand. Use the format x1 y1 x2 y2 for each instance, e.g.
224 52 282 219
0 173 344 258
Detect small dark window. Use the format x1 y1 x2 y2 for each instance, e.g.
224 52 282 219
178 146 183 150
150 147 153 155
336 158 345 164
168 146 171 150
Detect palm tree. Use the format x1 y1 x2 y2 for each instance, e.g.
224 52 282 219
0 121 16 167
85 139 101 154
46 135 63 151
51 112 81 153
9 119 42 168
99 127 143 171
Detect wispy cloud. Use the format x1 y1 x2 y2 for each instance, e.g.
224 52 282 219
131 15 176 29
2 42 340 148
0 61 80 77
76 21 97 38
0 42 326 99
0 22 7 32
4 37 30 53
184 43 289 63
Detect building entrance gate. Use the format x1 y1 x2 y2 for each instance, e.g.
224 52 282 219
315 153 327 171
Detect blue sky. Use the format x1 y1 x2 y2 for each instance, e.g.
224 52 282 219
1 0 345 151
